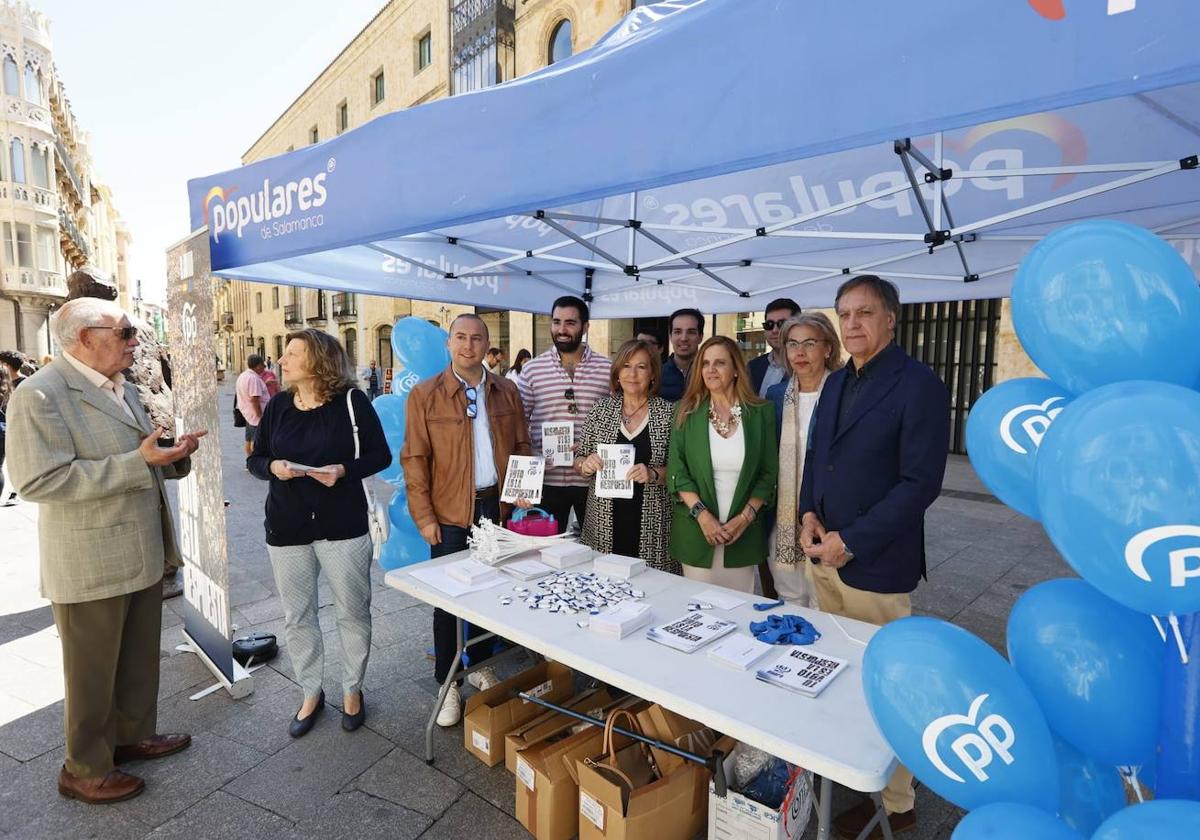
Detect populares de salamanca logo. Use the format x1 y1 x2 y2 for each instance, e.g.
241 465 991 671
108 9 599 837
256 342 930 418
1000 397 1065 455
1125 525 1200 589
922 694 1016 784
1028 0 1136 19
203 167 330 244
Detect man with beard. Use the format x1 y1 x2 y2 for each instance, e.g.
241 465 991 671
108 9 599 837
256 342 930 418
516 296 611 532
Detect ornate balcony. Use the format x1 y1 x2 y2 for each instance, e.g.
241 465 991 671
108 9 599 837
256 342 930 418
284 303 303 327
332 292 357 322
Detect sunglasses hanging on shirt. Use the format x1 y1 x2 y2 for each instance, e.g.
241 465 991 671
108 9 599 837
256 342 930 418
564 387 578 415
464 386 479 419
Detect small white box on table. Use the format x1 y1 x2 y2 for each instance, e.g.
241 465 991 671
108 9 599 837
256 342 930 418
592 553 645 579
540 542 595 569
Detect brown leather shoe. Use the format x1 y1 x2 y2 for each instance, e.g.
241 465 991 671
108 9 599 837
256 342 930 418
57 766 145 804
834 798 916 840
113 733 192 763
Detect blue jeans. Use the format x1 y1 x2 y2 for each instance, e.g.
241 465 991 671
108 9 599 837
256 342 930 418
432 497 500 683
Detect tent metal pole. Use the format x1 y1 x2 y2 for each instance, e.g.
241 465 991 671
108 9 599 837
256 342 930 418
954 161 1176 179
634 224 745 295
542 210 631 227
896 139 973 279
536 214 629 270
451 224 625 276
447 239 580 295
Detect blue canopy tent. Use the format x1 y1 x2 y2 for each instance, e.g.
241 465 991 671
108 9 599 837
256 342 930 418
188 0 1200 316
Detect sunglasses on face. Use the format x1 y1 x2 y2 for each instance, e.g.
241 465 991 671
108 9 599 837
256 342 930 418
86 325 137 340
564 387 578 415
762 319 788 331
464 386 478 419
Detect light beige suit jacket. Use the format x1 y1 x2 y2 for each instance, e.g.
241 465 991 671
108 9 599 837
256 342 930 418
6 357 188 604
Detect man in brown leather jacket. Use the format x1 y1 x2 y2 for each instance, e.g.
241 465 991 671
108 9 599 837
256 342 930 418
401 313 531 726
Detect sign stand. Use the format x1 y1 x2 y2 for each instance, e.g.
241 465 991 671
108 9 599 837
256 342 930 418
176 630 257 701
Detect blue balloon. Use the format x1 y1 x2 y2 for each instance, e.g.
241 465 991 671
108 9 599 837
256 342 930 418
1036 381 1200 616
387 486 411 529
1156 610 1200 799
951 802 1083 840
1092 800 1200 840
371 393 407 485
965 378 1072 519
378 524 430 571
864 616 1059 812
1007 579 1164 768
390 317 450 380
1011 220 1200 396
1052 736 1126 836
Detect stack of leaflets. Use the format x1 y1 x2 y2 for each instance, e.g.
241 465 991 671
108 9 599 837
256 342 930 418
755 647 849 698
445 558 503 587
590 601 653 640
593 553 646 579
706 633 776 670
501 557 555 581
646 613 738 654
540 542 595 569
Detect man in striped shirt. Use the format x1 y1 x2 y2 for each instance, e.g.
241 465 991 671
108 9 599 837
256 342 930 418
517 296 612 533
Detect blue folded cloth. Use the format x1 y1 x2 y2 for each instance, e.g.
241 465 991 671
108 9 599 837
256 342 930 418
750 613 822 645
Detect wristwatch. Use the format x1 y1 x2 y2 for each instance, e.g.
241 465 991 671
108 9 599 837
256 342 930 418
689 501 707 519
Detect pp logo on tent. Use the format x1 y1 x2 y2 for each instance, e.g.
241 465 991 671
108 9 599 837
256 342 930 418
922 694 1016 783
999 396 1065 455
1028 1 1136 19
1125 525 1200 588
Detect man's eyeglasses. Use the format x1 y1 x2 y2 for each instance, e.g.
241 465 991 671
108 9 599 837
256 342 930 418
785 338 825 352
464 386 478 419
564 387 578 415
86 325 137 340
763 319 790 331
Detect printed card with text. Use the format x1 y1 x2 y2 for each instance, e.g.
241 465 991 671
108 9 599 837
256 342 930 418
595 443 635 499
541 421 575 467
501 455 544 504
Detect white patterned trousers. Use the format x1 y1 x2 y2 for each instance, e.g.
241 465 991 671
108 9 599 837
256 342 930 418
267 534 373 698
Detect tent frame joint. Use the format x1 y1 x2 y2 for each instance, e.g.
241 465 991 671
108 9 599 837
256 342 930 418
624 264 638 276
1181 155 1198 170
964 274 980 284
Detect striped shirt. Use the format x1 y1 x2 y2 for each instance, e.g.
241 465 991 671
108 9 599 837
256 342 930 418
518 344 612 487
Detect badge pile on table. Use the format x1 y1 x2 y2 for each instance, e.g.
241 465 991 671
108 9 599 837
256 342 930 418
499 570 645 616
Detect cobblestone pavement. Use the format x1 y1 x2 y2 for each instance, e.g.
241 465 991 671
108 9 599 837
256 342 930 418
0 384 1069 839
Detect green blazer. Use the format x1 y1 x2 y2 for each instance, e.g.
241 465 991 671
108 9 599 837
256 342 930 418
667 399 778 569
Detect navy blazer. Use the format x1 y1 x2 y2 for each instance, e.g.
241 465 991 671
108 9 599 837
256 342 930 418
799 344 950 594
748 353 771 395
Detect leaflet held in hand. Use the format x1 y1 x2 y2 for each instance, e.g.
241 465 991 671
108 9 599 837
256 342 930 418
595 443 635 499
541 422 574 467
501 455 544 504
755 647 848 697
646 613 738 653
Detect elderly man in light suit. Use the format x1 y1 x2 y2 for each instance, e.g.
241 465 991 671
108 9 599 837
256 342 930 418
6 297 206 804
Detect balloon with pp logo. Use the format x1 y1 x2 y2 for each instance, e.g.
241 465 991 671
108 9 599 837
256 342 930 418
1011 220 1200 396
863 616 1058 812
390 317 450 379
1050 736 1126 836
951 802 1082 840
1092 800 1200 840
965 378 1072 519
1036 381 1200 616
1006 579 1164 768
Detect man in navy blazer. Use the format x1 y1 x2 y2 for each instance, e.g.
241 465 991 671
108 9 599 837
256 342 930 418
800 275 949 839
747 297 800 397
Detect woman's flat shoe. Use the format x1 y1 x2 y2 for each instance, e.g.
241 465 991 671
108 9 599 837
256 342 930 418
288 691 325 738
342 694 366 732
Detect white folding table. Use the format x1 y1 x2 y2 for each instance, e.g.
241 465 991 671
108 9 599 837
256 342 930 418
385 551 899 840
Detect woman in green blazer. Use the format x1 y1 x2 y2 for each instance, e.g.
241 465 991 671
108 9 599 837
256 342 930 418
667 336 778 592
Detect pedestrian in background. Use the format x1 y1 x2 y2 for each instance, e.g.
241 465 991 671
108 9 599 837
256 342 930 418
235 354 270 457
575 339 677 573
668 336 777 593
248 329 391 737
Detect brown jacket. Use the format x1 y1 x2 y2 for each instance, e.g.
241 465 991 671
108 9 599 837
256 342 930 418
401 367 531 529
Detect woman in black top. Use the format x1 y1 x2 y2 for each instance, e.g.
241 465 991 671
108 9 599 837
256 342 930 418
249 329 391 737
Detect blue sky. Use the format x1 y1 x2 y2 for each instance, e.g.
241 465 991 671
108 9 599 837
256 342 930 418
37 0 388 302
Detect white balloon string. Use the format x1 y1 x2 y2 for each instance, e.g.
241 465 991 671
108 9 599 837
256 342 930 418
1152 614 1167 642
1119 766 1146 803
829 615 868 646
1168 612 1190 665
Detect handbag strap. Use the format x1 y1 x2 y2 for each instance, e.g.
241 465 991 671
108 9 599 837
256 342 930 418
345 389 361 460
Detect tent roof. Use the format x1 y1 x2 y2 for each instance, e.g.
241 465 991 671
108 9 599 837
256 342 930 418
188 0 1200 317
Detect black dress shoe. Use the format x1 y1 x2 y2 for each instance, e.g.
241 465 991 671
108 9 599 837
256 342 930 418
288 691 325 738
342 693 366 732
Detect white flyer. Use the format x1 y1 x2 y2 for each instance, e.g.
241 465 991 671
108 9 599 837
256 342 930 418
541 421 575 467
595 443 635 499
501 455 544 504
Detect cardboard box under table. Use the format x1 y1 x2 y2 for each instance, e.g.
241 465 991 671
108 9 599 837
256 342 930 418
707 748 812 840
505 687 615 774
463 661 574 766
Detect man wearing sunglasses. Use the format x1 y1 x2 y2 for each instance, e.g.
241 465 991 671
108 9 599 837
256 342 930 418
516 295 612 533
402 313 531 726
748 297 800 398
5 297 206 803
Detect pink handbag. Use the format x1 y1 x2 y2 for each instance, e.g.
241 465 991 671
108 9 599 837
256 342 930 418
506 507 559 537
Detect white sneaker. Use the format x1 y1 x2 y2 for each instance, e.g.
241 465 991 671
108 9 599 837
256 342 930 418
436 683 462 727
466 666 500 691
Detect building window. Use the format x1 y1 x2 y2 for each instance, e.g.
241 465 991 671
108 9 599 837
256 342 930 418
309 125 318 144
272 286 280 309
548 19 572 65
36 226 56 272
2 56 17 96
377 325 393 370
23 63 39 103
2 222 13 265
31 145 48 188
337 101 348 134
343 328 357 367
372 70 385 105
15 223 32 268
416 31 432 72
256 291 263 313
10 138 24 184
274 335 283 360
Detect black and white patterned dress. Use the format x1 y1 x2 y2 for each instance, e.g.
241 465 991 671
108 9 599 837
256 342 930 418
577 394 679 574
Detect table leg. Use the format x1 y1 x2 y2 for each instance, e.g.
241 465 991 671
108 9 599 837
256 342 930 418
425 619 466 765
870 792 895 840
814 775 833 840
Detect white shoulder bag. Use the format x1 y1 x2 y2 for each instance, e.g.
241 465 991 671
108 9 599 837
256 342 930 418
346 389 389 560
